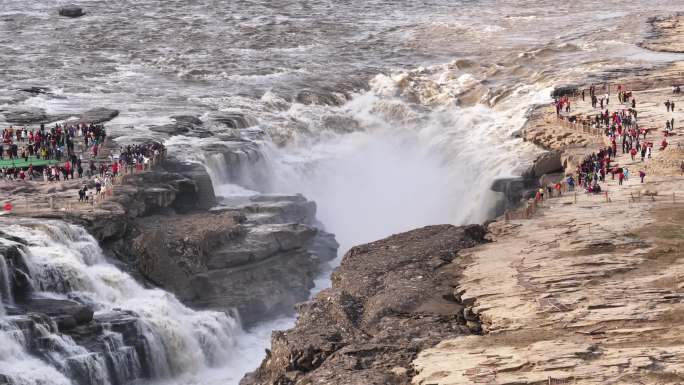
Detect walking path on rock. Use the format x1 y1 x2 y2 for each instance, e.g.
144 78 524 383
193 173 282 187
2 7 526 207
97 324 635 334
413 71 684 384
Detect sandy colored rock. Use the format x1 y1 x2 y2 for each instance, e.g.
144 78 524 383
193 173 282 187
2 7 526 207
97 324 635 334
413 64 684 385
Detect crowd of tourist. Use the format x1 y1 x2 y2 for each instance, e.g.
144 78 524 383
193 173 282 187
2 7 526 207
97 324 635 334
545 83 680 201
1 120 166 204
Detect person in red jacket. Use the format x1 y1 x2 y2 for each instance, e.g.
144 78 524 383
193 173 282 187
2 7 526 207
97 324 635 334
64 161 71 180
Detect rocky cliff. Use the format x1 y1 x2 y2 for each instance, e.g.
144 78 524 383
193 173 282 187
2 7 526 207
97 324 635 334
8 140 339 328
241 224 487 385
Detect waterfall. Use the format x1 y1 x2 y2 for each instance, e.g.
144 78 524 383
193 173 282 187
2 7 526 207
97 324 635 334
0 254 12 307
0 220 241 384
248 83 551 253
0 328 72 385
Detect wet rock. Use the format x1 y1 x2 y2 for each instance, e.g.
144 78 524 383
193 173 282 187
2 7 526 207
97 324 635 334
0 90 32 105
16 298 94 330
58 5 85 18
78 107 119 123
171 115 203 126
551 84 580 99
242 224 487 385
210 112 257 129
148 124 187 135
322 115 360 133
149 115 211 137
17 86 51 95
3 108 50 124
162 157 217 210
491 176 539 208
242 194 317 225
296 89 347 106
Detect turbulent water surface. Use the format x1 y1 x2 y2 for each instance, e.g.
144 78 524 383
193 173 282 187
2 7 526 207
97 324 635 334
2 0 684 383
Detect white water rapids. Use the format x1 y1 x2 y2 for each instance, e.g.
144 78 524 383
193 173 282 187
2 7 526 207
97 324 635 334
0 221 241 385
208 73 550 252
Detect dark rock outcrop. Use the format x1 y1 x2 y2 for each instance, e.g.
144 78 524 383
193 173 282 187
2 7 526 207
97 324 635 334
551 84 580 99
162 158 217 210
17 86 51 95
3 106 116 125
210 112 258 129
296 89 347 106
128 194 337 327
149 115 212 137
322 115 360 133
78 107 119 124
525 150 563 178
242 224 487 385
491 176 539 208
15 298 94 330
3 108 64 124
58 5 85 18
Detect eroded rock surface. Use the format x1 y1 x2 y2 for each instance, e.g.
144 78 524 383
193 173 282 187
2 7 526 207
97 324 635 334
640 14 684 53
242 224 487 385
129 194 337 326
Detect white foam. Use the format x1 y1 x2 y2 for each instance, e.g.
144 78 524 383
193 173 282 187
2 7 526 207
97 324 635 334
1 221 242 382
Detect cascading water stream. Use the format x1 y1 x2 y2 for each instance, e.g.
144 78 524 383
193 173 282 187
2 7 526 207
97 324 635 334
0 329 73 385
0 255 11 307
0 220 242 385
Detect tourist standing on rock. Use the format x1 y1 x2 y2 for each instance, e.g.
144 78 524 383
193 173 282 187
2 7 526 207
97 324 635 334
665 100 671 112
567 175 575 191
660 138 668 151
639 170 646 184
671 101 676 112
618 170 624 186
64 161 71 180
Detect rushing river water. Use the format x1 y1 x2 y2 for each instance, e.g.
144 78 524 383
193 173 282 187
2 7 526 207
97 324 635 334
2 0 684 384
